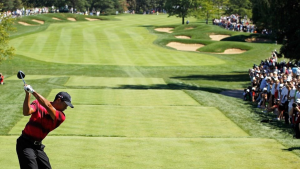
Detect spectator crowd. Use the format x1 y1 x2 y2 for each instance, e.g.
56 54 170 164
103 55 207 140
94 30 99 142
243 50 300 138
213 14 256 33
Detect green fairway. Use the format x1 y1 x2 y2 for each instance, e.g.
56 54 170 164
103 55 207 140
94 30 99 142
1 136 299 169
47 89 200 106
65 77 166 87
10 15 224 66
9 106 247 137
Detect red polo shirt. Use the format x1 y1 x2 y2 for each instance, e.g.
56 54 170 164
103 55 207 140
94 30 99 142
22 100 66 141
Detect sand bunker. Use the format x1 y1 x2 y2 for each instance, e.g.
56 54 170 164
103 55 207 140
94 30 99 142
52 17 61 20
18 22 33 26
210 35 230 41
175 36 191 39
32 19 44 24
166 42 204 51
85 18 100 21
185 27 194 30
217 48 246 54
67 18 76 21
154 28 173 33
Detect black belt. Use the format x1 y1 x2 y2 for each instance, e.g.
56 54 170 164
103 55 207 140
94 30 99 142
21 134 42 145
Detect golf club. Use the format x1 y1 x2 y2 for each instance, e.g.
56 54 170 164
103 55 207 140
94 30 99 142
17 70 26 85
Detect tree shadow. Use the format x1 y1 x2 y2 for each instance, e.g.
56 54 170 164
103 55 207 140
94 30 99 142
112 83 226 93
171 73 249 82
247 102 296 136
283 147 300 151
221 34 275 43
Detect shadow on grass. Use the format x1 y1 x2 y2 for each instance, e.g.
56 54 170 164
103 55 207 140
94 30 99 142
221 34 275 43
283 147 300 151
246 102 296 136
171 73 249 82
112 83 226 93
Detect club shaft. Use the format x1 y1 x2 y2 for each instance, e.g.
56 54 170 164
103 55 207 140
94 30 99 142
19 72 26 84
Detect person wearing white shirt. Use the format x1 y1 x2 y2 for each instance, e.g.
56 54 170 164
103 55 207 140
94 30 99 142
288 84 297 123
278 82 289 121
270 78 279 107
260 75 268 90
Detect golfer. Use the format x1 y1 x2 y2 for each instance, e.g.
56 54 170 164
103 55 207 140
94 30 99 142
17 84 74 169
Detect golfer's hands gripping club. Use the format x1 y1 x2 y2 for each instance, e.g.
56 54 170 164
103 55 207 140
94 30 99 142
24 85 35 94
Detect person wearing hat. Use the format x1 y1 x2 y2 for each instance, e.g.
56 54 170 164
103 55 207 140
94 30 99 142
17 84 74 168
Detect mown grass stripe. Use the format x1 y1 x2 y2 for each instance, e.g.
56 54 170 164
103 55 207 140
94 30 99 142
9 106 247 137
1 136 299 168
47 89 200 106
65 77 166 87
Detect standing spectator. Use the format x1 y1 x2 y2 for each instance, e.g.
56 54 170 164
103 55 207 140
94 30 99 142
260 87 268 108
0 73 4 85
290 99 300 138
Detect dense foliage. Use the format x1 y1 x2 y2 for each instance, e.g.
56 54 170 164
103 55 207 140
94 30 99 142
252 0 300 60
0 0 127 14
165 0 200 24
0 3 16 63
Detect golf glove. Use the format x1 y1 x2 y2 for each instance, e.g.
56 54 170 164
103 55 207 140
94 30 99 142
24 85 35 94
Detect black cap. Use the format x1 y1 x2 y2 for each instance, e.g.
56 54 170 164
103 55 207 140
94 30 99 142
55 92 74 108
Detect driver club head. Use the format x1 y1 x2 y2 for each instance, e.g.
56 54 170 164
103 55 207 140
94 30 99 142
17 70 26 84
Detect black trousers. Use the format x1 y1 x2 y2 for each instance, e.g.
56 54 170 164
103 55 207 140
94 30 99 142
16 136 52 169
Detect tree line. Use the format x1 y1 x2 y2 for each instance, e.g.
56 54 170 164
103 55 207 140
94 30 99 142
252 0 300 60
0 0 127 14
1 0 252 16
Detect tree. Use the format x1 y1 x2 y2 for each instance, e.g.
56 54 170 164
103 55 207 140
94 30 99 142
89 0 115 13
192 0 214 24
2 0 14 11
251 0 300 60
126 0 136 11
156 0 166 12
0 7 16 63
13 0 23 10
225 0 252 18
165 0 200 25
212 0 228 18
136 0 151 13
68 0 88 12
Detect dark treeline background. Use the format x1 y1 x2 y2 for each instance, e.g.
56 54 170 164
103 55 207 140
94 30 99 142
252 0 300 60
0 0 165 14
